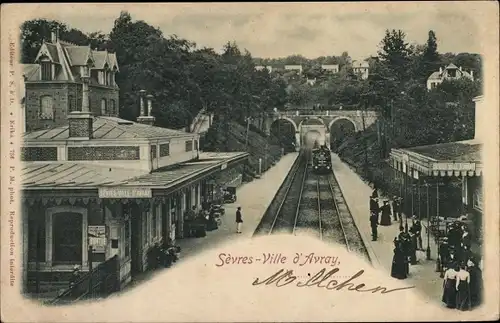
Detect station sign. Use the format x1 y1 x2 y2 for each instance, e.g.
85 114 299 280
99 187 152 199
88 225 106 252
432 162 476 171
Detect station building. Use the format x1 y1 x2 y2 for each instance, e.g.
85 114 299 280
21 33 248 296
389 96 484 245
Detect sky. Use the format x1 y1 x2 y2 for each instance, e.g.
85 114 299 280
16 2 487 60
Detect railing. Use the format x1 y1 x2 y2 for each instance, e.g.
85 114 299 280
274 109 378 117
47 255 120 305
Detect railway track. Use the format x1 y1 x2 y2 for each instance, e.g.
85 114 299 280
252 151 308 235
325 173 370 260
253 149 370 261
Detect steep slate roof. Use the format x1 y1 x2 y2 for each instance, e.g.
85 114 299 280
23 116 192 142
92 51 110 69
64 45 94 66
108 53 119 71
29 38 119 82
35 43 60 64
22 64 40 80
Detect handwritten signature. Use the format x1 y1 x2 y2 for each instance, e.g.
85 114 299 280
252 267 415 294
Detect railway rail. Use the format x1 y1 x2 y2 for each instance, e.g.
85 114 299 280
253 149 370 262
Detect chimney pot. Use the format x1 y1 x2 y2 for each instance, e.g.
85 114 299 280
146 94 154 116
139 90 147 117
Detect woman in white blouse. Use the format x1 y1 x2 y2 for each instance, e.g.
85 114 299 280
456 263 471 311
442 264 459 308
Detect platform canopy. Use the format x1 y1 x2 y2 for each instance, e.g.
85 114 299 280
21 152 249 205
389 139 483 179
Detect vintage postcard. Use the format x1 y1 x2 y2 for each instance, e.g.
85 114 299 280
1 2 499 322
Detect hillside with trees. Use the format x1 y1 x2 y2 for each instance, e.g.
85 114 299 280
336 29 482 218
21 16 482 184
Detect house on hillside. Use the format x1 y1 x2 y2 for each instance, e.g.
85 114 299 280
284 65 303 74
255 65 273 73
352 60 370 80
22 30 119 132
427 63 474 90
321 64 339 74
306 78 317 86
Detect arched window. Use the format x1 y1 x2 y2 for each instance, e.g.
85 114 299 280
101 98 107 115
40 95 54 119
110 99 116 115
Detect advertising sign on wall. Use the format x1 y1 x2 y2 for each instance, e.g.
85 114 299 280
88 225 107 253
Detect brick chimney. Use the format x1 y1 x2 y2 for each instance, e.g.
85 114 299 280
51 31 57 43
68 71 93 139
136 91 155 126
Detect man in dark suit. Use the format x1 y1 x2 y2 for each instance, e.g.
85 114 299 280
369 197 379 221
236 207 243 233
370 211 379 241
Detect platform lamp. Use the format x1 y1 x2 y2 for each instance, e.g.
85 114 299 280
424 180 431 260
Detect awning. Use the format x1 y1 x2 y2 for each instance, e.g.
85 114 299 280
389 140 483 178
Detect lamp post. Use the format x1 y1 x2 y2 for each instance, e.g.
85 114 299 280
435 178 442 274
425 181 431 260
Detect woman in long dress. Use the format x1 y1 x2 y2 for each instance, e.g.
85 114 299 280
467 259 483 308
442 264 459 308
391 241 407 279
456 264 471 311
380 201 392 226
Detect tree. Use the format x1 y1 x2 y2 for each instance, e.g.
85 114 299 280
419 30 440 81
20 19 89 63
378 29 411 81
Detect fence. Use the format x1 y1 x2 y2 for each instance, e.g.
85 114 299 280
47 255 120 305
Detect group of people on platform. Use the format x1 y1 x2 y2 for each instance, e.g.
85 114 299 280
368 186 482 311
369 188 406 242
440 221 483 311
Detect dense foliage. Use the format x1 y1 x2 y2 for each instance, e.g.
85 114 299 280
21 17 482 172
21 13 287 131
336 29 482 220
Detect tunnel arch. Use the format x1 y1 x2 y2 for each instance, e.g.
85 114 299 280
299 117 325 128
270 118 298 152
329 117 357 151
328 117 357 132
271 117 298 132
302 129 322 148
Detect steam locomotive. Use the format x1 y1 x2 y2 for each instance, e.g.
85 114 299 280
311 144 332 174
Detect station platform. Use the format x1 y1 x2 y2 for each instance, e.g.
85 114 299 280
177 152 299 258
330 153 445 303
119 153 298 294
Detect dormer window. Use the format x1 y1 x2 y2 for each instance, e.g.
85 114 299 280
447 69 457 78
81 65 90 78
40 57 52 81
